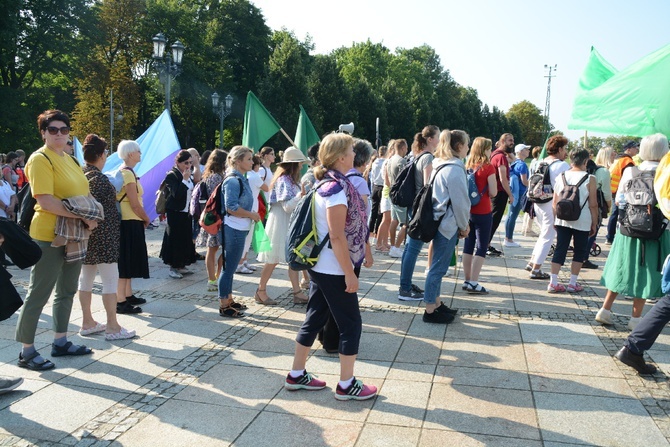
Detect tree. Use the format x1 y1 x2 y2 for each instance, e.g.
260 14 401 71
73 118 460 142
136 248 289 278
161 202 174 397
308 54 350 136
506 100 545 148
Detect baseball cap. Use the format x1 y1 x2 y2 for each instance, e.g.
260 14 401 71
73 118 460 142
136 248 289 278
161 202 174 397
515 144 531 154
623 140 640 150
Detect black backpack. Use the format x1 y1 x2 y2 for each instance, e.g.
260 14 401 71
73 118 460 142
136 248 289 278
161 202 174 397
586 161 609 219
17 151 54 231
390 152 429 208
619 168 667 240
527 160 558 204
407 163 452 243
555 172 590 221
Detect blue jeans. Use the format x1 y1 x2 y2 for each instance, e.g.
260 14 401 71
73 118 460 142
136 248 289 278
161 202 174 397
505 198 524 240
423 231 460 304
218 225 249 297
399 235 425 292
606 206 619 243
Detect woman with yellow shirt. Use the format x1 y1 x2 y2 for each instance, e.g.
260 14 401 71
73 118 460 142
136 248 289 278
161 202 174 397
116 140 151 314
15 110 98 371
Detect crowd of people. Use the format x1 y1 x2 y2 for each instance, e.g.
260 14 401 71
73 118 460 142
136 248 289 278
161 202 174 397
1 109 670 399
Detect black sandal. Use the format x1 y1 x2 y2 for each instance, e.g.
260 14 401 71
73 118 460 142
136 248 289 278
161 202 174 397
51 341 93 357
230 300 248 311
219 306 244 318
18 351 55 371
530 270 550 280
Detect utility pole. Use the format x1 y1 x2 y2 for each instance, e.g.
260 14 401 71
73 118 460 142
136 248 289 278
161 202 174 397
543 64 557 142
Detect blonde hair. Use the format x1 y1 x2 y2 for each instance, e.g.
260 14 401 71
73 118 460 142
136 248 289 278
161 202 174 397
435 129 469 160
271 162 301 189
315 133 354 180
227 145 253 168
466 137 492 169
595 146 614 168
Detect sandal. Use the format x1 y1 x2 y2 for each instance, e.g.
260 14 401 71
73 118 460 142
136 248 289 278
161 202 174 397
80 322 106 336
530 270 550 280
17 351 55 371
219 305 245 318
293 290 309 304
465 283 489 295
230 299 248 311
462 280 473 290
51 341 93 357
105 327 137 341
254 289 277 306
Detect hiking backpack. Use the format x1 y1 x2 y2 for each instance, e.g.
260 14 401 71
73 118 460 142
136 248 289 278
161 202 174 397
390 152 429 208
189 181 209 220
466 166 489 206
527 160 557 204
555 172 590 221
619 168 667 240
199 175 243 235
407 163 452 243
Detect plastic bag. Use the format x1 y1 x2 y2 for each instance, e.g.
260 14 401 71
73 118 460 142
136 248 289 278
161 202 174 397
252 221 272 253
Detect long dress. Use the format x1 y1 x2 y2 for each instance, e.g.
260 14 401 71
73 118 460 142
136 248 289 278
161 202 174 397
256 175 301 264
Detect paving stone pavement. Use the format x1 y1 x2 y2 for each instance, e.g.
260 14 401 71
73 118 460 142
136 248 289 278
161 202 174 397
2 220 670 446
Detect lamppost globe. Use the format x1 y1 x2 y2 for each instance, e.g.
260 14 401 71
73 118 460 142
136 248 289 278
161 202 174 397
211 92 220 109
171 41 185 65
212 92 233 149
225 94 233 111
151 33 185 112
152 33 166 59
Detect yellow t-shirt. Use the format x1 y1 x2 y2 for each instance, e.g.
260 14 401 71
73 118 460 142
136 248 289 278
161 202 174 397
117 169 144 221
26 147 90 242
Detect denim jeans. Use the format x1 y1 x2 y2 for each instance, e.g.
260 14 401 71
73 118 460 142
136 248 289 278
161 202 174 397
218 224 249 297
606 206 619 243
504 198 524 240
399 235 425 292
423 230 460 304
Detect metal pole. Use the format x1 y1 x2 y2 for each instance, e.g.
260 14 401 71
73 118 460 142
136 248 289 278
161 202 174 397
219 108 224 149
165 71 171 112
110 89 114 151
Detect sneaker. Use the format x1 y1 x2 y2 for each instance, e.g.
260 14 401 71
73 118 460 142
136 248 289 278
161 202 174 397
398 289 423 301
503 240 521 248
207 280 218 291
335 378 378 401
423 308 455 324
284 371 327 391
438 302 458 315
547 283 566 293
235 264 254 274
524 263 534 272
595 308 613 325
169 269 183 279
605 240 613 246
177 267 194 275
486 246 502 257
117 301 142 314
0 377 23 395
628 317 642 331
566 283 584 293
243 261 257 271
389 246 403 258
410 284 424 294
581 260 598 270
127 295 147 305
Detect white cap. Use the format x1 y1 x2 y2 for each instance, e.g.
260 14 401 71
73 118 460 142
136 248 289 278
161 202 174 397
515 144 531 154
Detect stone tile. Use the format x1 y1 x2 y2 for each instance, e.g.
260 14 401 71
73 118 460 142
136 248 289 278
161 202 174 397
361 310 414 334
115 315 175 338
142 318 230 345
368 379 431 427
269 373 378 422
440 340 527 371
240 325 302 354
524 343 622 378
0 378 51 411
434 365 530 391
174 364 283 410
138 298 201 319
445 317 522 343
0 384 126 442
529 373 636 398
59 351 177 393
424 384 540 440
234 412 363 447
406 315 447 340
356 424 420 447
387 362 436 382
395 336 442 364
450 296 516 312
535 392 669 446
221 349 295 370
116 338 201 360
513 294 582 313
419 428 542 446
116 398 258 446
519 320 602 347
306 355 391 379
356 332 404 362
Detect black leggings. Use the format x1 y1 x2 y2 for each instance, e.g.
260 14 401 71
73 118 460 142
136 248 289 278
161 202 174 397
297 269 362 356
489 190 508 246
369 184 384 234
551 225 590 265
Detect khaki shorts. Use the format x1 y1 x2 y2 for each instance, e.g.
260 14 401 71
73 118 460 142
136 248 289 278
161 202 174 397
391 204 408 224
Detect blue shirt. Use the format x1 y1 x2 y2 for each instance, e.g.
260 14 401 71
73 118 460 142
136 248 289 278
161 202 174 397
510 159 529 204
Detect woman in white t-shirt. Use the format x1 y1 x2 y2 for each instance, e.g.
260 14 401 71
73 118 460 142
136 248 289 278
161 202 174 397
236 154 269 274
258 146 275 190
286 133 377 401
0 175 16 219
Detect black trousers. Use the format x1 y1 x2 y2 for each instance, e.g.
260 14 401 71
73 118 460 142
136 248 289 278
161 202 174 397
489 190 509 246
369 184 384 234
626 295 670 355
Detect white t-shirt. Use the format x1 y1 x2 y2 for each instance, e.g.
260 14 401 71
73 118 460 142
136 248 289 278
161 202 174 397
259 165 273 189
554 170 592 232
182 179 193 213
311 189 349 276
0 180 15 218
247 169 263 212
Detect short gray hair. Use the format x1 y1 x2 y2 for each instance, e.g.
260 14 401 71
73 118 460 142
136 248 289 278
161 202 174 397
639 133 669 162
569 148 590 167
353 139 374 168
117 140 140 161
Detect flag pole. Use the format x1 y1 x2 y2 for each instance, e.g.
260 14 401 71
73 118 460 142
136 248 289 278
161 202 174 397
584 130 588 149
279 128 296 147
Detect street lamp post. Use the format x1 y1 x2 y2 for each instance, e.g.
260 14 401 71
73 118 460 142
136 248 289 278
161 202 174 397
152 33 185 112
109 88 124 152
211 92 233 149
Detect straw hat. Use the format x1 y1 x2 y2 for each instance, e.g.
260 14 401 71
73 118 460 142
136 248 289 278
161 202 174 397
278 147 307 164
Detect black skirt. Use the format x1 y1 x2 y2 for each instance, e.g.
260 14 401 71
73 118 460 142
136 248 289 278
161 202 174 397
118 220 150 279
160 210 196 269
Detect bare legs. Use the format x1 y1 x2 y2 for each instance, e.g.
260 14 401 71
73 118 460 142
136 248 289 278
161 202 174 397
463 253 485 283
292 342 356 381
79 291 123 333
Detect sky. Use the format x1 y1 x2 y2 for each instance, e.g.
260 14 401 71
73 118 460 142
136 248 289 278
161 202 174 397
250 0 670 141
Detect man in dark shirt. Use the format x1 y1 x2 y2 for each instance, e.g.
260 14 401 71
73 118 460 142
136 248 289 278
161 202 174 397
487 133 515 256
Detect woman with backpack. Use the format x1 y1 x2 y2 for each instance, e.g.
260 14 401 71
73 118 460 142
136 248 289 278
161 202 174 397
286 132 377 401
504 144 530 247
581 147 613 270
547 148 599 293
462 137 497 294
595 134 670 330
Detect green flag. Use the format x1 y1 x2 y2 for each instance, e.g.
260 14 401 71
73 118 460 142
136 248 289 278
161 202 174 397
568 43 670 138
294 105 320 156
538 137 549 160
242 91 282 151
576 46 618 93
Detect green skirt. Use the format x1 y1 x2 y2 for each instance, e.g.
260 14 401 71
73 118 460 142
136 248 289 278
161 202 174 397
600 230 670 299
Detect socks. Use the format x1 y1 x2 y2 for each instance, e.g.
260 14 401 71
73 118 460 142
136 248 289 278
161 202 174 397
289 369 305 379
468 281 479 287
53 336 84 353
550 274 559 286
339 377 354 389
22 345 44 364
569 274 578 286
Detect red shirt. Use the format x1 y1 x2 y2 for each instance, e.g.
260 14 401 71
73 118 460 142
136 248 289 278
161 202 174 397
470 163 496 215
490 148 510 193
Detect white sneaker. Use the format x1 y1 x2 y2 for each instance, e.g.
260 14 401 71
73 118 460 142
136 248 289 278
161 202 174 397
235 264 254 274
628 317 641 331
503 240 521 248
389 246 403 258
243 261 257 271
169 269 183 279
595 308 613 325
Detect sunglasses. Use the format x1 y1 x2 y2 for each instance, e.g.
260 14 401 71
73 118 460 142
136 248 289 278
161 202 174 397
46 126 70 135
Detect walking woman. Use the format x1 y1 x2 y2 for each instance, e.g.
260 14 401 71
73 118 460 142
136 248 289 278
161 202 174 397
256 147 309 305
462 137 497 294
217 146 260 318
77 134 135 340
596 134 670 330
15 110 97 370
286 132 377 400
196 149 227 291
116 140 151 314
160 150 197 279
422 130 471 323
504 144 530 247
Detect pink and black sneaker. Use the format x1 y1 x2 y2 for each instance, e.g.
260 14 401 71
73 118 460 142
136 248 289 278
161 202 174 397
335 377 378 401
284 371 327 391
